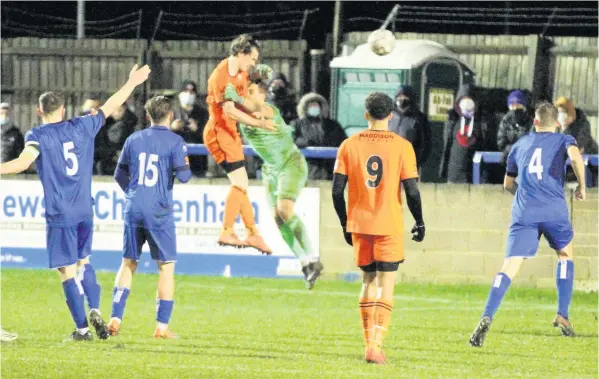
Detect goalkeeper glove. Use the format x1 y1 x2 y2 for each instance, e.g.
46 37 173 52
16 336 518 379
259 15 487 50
411 223 425 242
249 64 273 82
224 83 244 104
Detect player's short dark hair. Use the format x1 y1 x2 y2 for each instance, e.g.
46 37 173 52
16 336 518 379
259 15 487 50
250 79 269 93
535 101 558 125
365 92 394 120
38 92 65 114
230 34 260 56
144 96 172 123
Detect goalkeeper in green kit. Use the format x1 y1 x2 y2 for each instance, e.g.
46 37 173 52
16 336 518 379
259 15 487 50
224 65 323 289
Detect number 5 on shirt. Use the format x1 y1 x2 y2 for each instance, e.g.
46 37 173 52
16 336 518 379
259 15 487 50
528 148 543 180
63 141 78 176
138 152 159 187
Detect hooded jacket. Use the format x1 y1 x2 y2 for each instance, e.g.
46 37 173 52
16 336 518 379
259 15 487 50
439 84 488 183
1 122 24 164
388 85 431 167
291 93 347 180
497 108 534 153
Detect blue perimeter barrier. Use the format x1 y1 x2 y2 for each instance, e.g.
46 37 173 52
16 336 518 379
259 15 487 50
186 144 598 186
186 144 338 159
473 152 598 186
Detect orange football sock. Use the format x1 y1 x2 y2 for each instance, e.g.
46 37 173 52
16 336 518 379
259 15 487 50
223 186 244 231
238 190 258 235
359 298 376 346
372 299 393 349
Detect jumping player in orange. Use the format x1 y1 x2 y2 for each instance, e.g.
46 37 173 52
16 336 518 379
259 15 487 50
332 92 426 364
203 34 276 254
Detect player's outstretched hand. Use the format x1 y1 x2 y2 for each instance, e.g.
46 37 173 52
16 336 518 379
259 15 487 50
574 185 586 201
342 227 352 246
249 64 274 82
411 223 425 242
128 64 151 86
224 83 243 104
258 119 276 132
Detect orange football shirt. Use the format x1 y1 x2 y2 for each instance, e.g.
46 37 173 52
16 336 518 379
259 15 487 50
334 130 418 236
206 58 249 133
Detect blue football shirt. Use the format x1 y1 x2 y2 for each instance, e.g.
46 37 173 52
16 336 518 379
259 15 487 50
506 132 577 223
24 110 105 226
117 126 189 229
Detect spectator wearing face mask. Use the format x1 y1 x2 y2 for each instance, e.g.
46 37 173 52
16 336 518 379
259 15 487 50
388 84 431 169
291 93 347 180
439 84 488 183
94 103 138 175
267 73 297 124
554 97 598 155
173 81 209 177
0 102 24 164
497 90 534 164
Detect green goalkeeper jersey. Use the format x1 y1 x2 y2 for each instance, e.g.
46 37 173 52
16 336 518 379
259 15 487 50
239 104 301 171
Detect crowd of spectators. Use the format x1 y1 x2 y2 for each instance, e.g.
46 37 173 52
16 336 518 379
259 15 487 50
1 76 597 184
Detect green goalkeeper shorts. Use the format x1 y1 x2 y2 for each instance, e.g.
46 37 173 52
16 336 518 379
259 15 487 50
261 151 308 207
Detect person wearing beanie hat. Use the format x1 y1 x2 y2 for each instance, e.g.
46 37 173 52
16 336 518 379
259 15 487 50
554 96 598 155
388 84 431 170
497 89 534 165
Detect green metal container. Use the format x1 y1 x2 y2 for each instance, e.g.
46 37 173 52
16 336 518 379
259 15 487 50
330 40 476 182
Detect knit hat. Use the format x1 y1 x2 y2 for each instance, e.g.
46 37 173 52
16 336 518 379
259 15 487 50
0 102 9 110
554 96 576 120
507 90 527 107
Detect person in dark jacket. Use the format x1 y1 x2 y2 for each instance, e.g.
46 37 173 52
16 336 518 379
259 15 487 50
291 93 347 180
0 102 24 164
388 84 431 169
555 96 598 155
267 73 297 124
497 90 534 164
95 103 137 175
439 85 489 183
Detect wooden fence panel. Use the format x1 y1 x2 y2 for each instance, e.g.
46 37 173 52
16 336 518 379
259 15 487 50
149 39 307 103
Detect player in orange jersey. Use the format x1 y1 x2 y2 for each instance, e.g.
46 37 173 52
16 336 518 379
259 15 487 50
332 92 426 365
203 34 276 254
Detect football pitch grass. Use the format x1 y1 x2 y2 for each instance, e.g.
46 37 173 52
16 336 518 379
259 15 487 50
1 269 597 379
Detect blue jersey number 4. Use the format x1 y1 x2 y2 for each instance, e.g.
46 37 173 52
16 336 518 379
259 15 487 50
528 148 543 180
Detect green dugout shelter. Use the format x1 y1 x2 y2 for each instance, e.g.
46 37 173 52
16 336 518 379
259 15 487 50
329 39 476 182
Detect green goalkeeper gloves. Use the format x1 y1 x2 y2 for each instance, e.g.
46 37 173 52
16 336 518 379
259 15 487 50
224 83 244 104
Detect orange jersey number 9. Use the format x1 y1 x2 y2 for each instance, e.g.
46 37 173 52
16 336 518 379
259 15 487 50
366 155 383 188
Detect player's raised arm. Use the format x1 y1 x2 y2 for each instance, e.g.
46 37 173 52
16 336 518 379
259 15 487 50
566 143 586 200
100 64 151 118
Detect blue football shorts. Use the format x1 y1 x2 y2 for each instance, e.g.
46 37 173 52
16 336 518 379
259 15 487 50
46 218 93 269
123 225 177 263
505 219 574 258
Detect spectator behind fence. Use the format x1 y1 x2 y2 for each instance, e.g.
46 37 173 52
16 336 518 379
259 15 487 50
173 81 209 177
80 96 101 116
267 73 297 124
497 90 534 165
554 96 598 155
0 102 24 164
388 84 431 169
94 103 137 175
291 93 347 180
439 84 488 183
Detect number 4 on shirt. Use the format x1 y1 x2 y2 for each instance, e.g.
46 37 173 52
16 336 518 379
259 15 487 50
528 148 543 180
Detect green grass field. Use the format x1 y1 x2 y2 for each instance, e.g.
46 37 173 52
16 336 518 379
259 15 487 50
1 269 597 379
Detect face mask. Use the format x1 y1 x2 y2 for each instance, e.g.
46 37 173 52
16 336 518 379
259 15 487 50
179 92 196 107
307 106 320 118
396 99 410 109
558 112 568 126
0 116 8 126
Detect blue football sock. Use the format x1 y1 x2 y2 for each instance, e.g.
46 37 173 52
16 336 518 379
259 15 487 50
482 272 512 321
156 299 174 324
556 260 574 319
62 278 88 329
79 264 101 310
111 287 130 321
